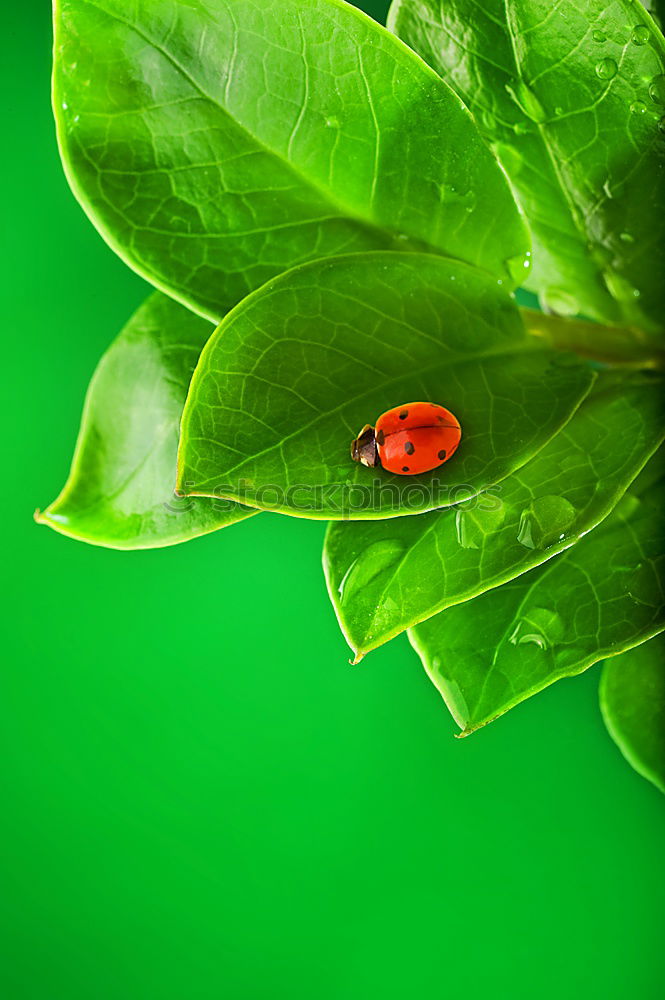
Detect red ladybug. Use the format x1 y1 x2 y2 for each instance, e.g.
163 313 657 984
351 402 461 476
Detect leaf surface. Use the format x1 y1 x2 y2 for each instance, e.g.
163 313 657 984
37 293 256 548
324 373 665 658
53 0 529 321
600 635 665 793
388 0 665 332
177 252 595 519
409 461 665 733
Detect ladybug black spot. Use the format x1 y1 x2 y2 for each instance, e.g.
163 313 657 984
399 410 409 420
404 441 415 455
402 466 409 472
376 429 385 446
438 449 446 460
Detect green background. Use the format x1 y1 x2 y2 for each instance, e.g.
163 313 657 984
2 2 663 996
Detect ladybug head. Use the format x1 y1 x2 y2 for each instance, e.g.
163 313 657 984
350 424 378 467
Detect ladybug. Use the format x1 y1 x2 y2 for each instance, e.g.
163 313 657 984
351 402 461 476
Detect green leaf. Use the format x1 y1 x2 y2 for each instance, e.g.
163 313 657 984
409 461 665 734
53 0 529 322
324 372 665 660
36 293 256 549
388 0 665 332
177 252 595 520
600 635 665 793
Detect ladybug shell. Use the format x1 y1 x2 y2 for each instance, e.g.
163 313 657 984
375 402 461 476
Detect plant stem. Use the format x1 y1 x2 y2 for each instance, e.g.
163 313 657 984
521 309 665 369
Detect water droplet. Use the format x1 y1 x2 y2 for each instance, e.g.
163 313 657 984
512 120 530 136
61 101 68 110
517 495 577 549
592 29 606 42
508 608 564 650
554 105 563 116
602 179 615 199
541 288 579 316
596 57 618 80
649 74 665 104
603 271 641 303
631 24 650 45
619 231 634 243
336 540 405 604
480 107 496 132
659 116 665 134
505 252 532 282
505 80 547 123
454 504 505 550
325 116 340 128
492 141 523 176
630 99 647 114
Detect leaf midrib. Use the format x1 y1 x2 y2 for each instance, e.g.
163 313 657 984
180 335 553 488
72 0 431 253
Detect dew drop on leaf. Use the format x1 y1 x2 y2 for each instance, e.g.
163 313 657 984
619 231 635 243
508 607 565 649
604 270 641 303
649 75 665 104
541 288 579 316
454 504 505 550
336 540 405 604
516 495 577 549
596 57 618 80
505 80 547 123
325 116 340 128
631 24 650 45
512 121 530 136
592 29 606 42
480 107 496 132
504 251 532 282
630 99 647 114
658 116 665 133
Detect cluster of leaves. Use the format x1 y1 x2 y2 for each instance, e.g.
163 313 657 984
40 0 664 790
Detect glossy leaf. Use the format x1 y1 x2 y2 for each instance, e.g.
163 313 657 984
388 0 665 332
53 0 529 321
324 372 665 659
37 293 256 549
177 252 595 520
600 635 665 793
409 462 665 734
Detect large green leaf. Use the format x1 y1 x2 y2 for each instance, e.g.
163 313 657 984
409 461 664 734
600 635 665 793
388 0 665 332
324 372 665 659
53 0 529 322
177 252 595 520
36 293 255 549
